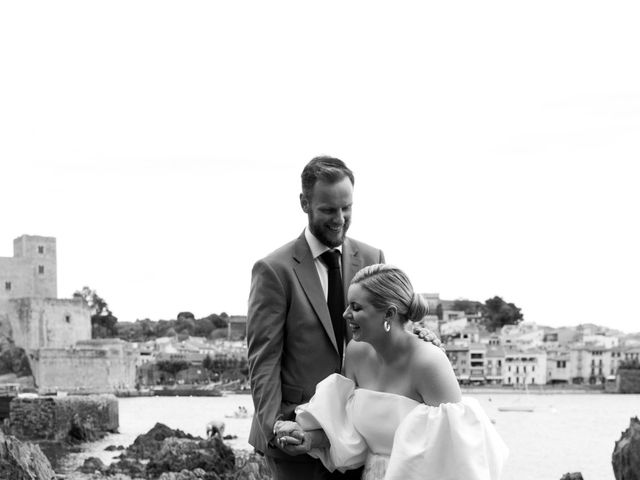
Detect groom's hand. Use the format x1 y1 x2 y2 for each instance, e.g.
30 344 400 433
413 326 445 352
273 420 305 456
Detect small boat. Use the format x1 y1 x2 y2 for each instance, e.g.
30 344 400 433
497 405 535 412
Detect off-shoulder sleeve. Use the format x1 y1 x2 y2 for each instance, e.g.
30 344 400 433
295 374 368 472
385 397 508 480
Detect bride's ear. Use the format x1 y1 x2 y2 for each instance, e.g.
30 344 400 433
385 305 398 321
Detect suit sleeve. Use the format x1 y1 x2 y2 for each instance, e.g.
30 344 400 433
247 259 287 447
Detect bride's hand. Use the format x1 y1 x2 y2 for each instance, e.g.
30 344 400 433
273 421 304 452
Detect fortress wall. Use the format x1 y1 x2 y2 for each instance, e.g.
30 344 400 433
33 342 137 393
9 394 118 441
6 298 91 352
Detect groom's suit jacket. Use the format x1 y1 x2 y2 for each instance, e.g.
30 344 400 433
247 232 384 458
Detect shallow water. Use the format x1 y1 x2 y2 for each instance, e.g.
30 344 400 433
58 392 640 480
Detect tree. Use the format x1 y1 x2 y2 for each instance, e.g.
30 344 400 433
156 360 190 383
481 296 524 332
451 299 483 315
73 286 118 338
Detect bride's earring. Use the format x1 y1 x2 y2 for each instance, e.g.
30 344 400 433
383 320 391 332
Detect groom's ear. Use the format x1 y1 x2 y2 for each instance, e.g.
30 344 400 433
300 193 310 213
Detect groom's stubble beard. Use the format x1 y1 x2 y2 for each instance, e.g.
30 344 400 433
307 209 350 249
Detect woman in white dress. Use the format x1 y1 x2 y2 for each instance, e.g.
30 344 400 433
274 264 508 480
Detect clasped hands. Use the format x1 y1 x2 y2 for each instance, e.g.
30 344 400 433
273 420 309 455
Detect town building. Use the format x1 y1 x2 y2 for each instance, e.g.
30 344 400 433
502 347 547 386
484 345 505 384
445 344 470 384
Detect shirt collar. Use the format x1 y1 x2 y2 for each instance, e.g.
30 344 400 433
304 226 342 259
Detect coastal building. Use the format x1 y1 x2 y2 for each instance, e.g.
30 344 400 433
501 323 545 349
546 349 571 384
445 344 470 384
439 316 468 338
503 348 547 386
569 344 617 384
442 310 466 323
583 333 619 349
469 343 486 384
227 315 247 341
484 345 505 384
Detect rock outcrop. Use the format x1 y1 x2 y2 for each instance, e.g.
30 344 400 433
82 422 267 479
612 416 640 480
9 394 118 442
0 429 56 480
559 473 584 480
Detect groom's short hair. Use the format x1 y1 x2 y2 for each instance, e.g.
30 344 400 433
301 156 354 201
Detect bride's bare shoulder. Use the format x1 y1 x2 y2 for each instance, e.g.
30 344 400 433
411 338 461 405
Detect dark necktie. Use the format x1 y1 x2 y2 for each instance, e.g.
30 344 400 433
320 249 345 359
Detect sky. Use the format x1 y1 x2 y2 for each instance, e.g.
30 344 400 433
1 1 639 334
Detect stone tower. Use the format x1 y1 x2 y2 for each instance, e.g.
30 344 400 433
1 235 57 300
1 235 90 351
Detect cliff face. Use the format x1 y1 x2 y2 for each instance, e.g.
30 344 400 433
0 429 56 480
612 416 640 480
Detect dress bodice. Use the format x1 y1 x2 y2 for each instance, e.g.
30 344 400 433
350 388 419 456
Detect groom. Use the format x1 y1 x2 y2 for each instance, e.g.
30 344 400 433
247 156 383 479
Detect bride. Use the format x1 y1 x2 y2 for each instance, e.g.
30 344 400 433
275 264 508 480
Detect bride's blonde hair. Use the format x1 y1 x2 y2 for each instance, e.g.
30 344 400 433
351 264 428 322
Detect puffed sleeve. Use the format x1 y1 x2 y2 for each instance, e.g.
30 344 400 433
384 397 508 480
295 374 368 472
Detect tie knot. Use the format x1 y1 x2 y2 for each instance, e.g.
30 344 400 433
320 249 341 270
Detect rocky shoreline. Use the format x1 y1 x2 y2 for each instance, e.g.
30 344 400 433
2 417 639 480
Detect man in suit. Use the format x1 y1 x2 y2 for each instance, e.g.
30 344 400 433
247 156 381 479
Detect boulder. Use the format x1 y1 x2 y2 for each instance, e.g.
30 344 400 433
104 456 146 478
0 429 56 480
78 456 106 474
559 473 584 480
146 436 234 479
612 416 640 480
232 450 272 480
128 422 196 459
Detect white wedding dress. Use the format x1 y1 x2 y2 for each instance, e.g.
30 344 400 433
295 374 508 480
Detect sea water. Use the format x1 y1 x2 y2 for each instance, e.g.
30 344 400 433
58 392 640 480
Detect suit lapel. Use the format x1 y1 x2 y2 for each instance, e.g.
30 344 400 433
292 235 338 354
341 238 363 297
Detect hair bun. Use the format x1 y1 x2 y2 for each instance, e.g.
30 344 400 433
407 293 429 321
